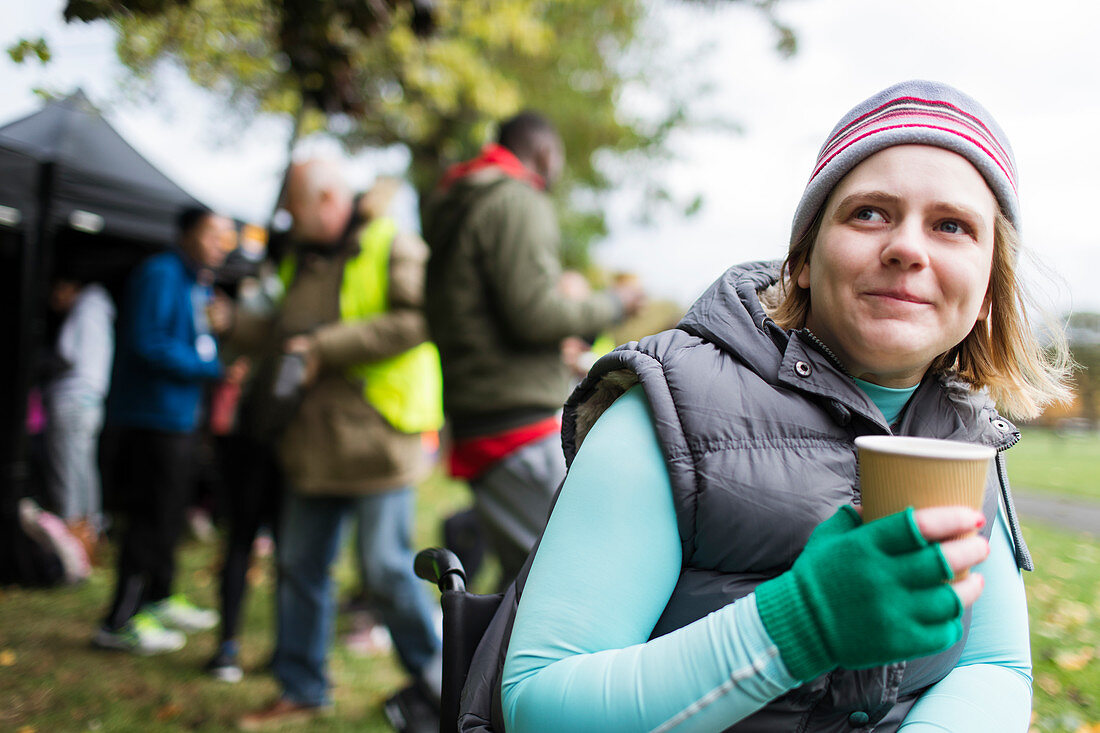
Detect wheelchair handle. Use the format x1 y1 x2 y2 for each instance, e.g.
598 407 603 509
414 547 468 593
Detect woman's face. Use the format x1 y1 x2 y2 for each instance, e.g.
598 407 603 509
797 145 997 387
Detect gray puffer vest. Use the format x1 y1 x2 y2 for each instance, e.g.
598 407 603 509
459 260 1032 733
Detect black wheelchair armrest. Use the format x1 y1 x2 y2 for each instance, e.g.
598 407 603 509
414 547 468 593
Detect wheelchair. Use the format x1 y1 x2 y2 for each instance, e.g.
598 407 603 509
410 546 504 733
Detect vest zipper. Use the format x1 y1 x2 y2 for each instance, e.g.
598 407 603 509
799 328 852 377
996 429 1021 452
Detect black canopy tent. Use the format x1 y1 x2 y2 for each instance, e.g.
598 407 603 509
0 90 207 520
0 90 207 284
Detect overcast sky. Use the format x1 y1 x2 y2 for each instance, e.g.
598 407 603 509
4 0 1099 314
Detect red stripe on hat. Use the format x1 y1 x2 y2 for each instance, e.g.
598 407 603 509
809 123 1018 195
812 110 1015 187
818 105 1012 175
826 96 1012 164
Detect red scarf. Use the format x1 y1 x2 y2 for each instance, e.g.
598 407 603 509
437 143 545 192
448 415 561 480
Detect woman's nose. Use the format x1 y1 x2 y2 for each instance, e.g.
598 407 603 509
880 219 930 269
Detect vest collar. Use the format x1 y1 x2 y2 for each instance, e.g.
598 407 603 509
778 332 891 432
777 330 1019 449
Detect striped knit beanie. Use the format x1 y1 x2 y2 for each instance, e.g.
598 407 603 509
790 80 1019 246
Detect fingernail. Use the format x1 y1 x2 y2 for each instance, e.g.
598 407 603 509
975 515 986 529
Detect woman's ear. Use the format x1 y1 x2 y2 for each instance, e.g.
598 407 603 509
796 259 811 289
977 286 992 322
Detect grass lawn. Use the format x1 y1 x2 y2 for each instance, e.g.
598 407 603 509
0 470 477 733
1023 519 1100 733
1007 428 1100 500
2 463 1098 731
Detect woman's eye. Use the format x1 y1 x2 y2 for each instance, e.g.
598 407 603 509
853 207 885 222
936 220 966 235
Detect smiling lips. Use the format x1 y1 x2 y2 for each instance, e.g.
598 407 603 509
864 289 931 305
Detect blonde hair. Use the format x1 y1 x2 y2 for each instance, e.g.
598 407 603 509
769 211 1074 420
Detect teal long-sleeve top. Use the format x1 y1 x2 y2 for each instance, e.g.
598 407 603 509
502 385 1032 732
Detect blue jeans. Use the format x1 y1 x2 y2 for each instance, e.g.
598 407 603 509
273 488 441 707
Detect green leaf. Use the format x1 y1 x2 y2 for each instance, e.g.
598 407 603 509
82 0 799 256
7 37 53 65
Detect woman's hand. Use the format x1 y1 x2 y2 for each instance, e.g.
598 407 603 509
856 505 990 606
283 335 321 387
754 504 988 682
910 506 989 607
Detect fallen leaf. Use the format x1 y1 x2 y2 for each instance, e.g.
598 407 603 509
1055 647 1094 671
0 649 15 666
1029 584 1056 603
16 727 35 733
246 564 266 588
1048 601 1091 631
1074 723 1100 733
155 703 182 722
191 568 211 589
1036 673 1062 696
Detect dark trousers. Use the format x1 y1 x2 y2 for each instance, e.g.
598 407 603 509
215 435 283 644
104 428 196 630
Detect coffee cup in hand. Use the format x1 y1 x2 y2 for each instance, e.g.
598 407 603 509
855 436 994 578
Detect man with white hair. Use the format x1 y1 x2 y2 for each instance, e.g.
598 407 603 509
234 159 443 729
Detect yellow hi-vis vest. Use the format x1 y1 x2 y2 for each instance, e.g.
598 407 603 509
278 217 444 433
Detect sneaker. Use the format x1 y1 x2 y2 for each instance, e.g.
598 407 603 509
92 611 185 655
342 610 393 657
205 648 243 683
238 698 328 731
147 594 218 632
19 498 90 584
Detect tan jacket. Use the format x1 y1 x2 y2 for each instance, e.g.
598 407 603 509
231 203 433 495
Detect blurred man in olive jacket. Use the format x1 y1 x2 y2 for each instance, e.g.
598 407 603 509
422 112 643 584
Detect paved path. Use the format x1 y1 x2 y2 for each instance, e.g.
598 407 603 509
1013 489 1100 538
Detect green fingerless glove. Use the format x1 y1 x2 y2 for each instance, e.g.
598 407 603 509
754 506 962 683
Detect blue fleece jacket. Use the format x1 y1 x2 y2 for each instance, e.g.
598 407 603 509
108 251 223 432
